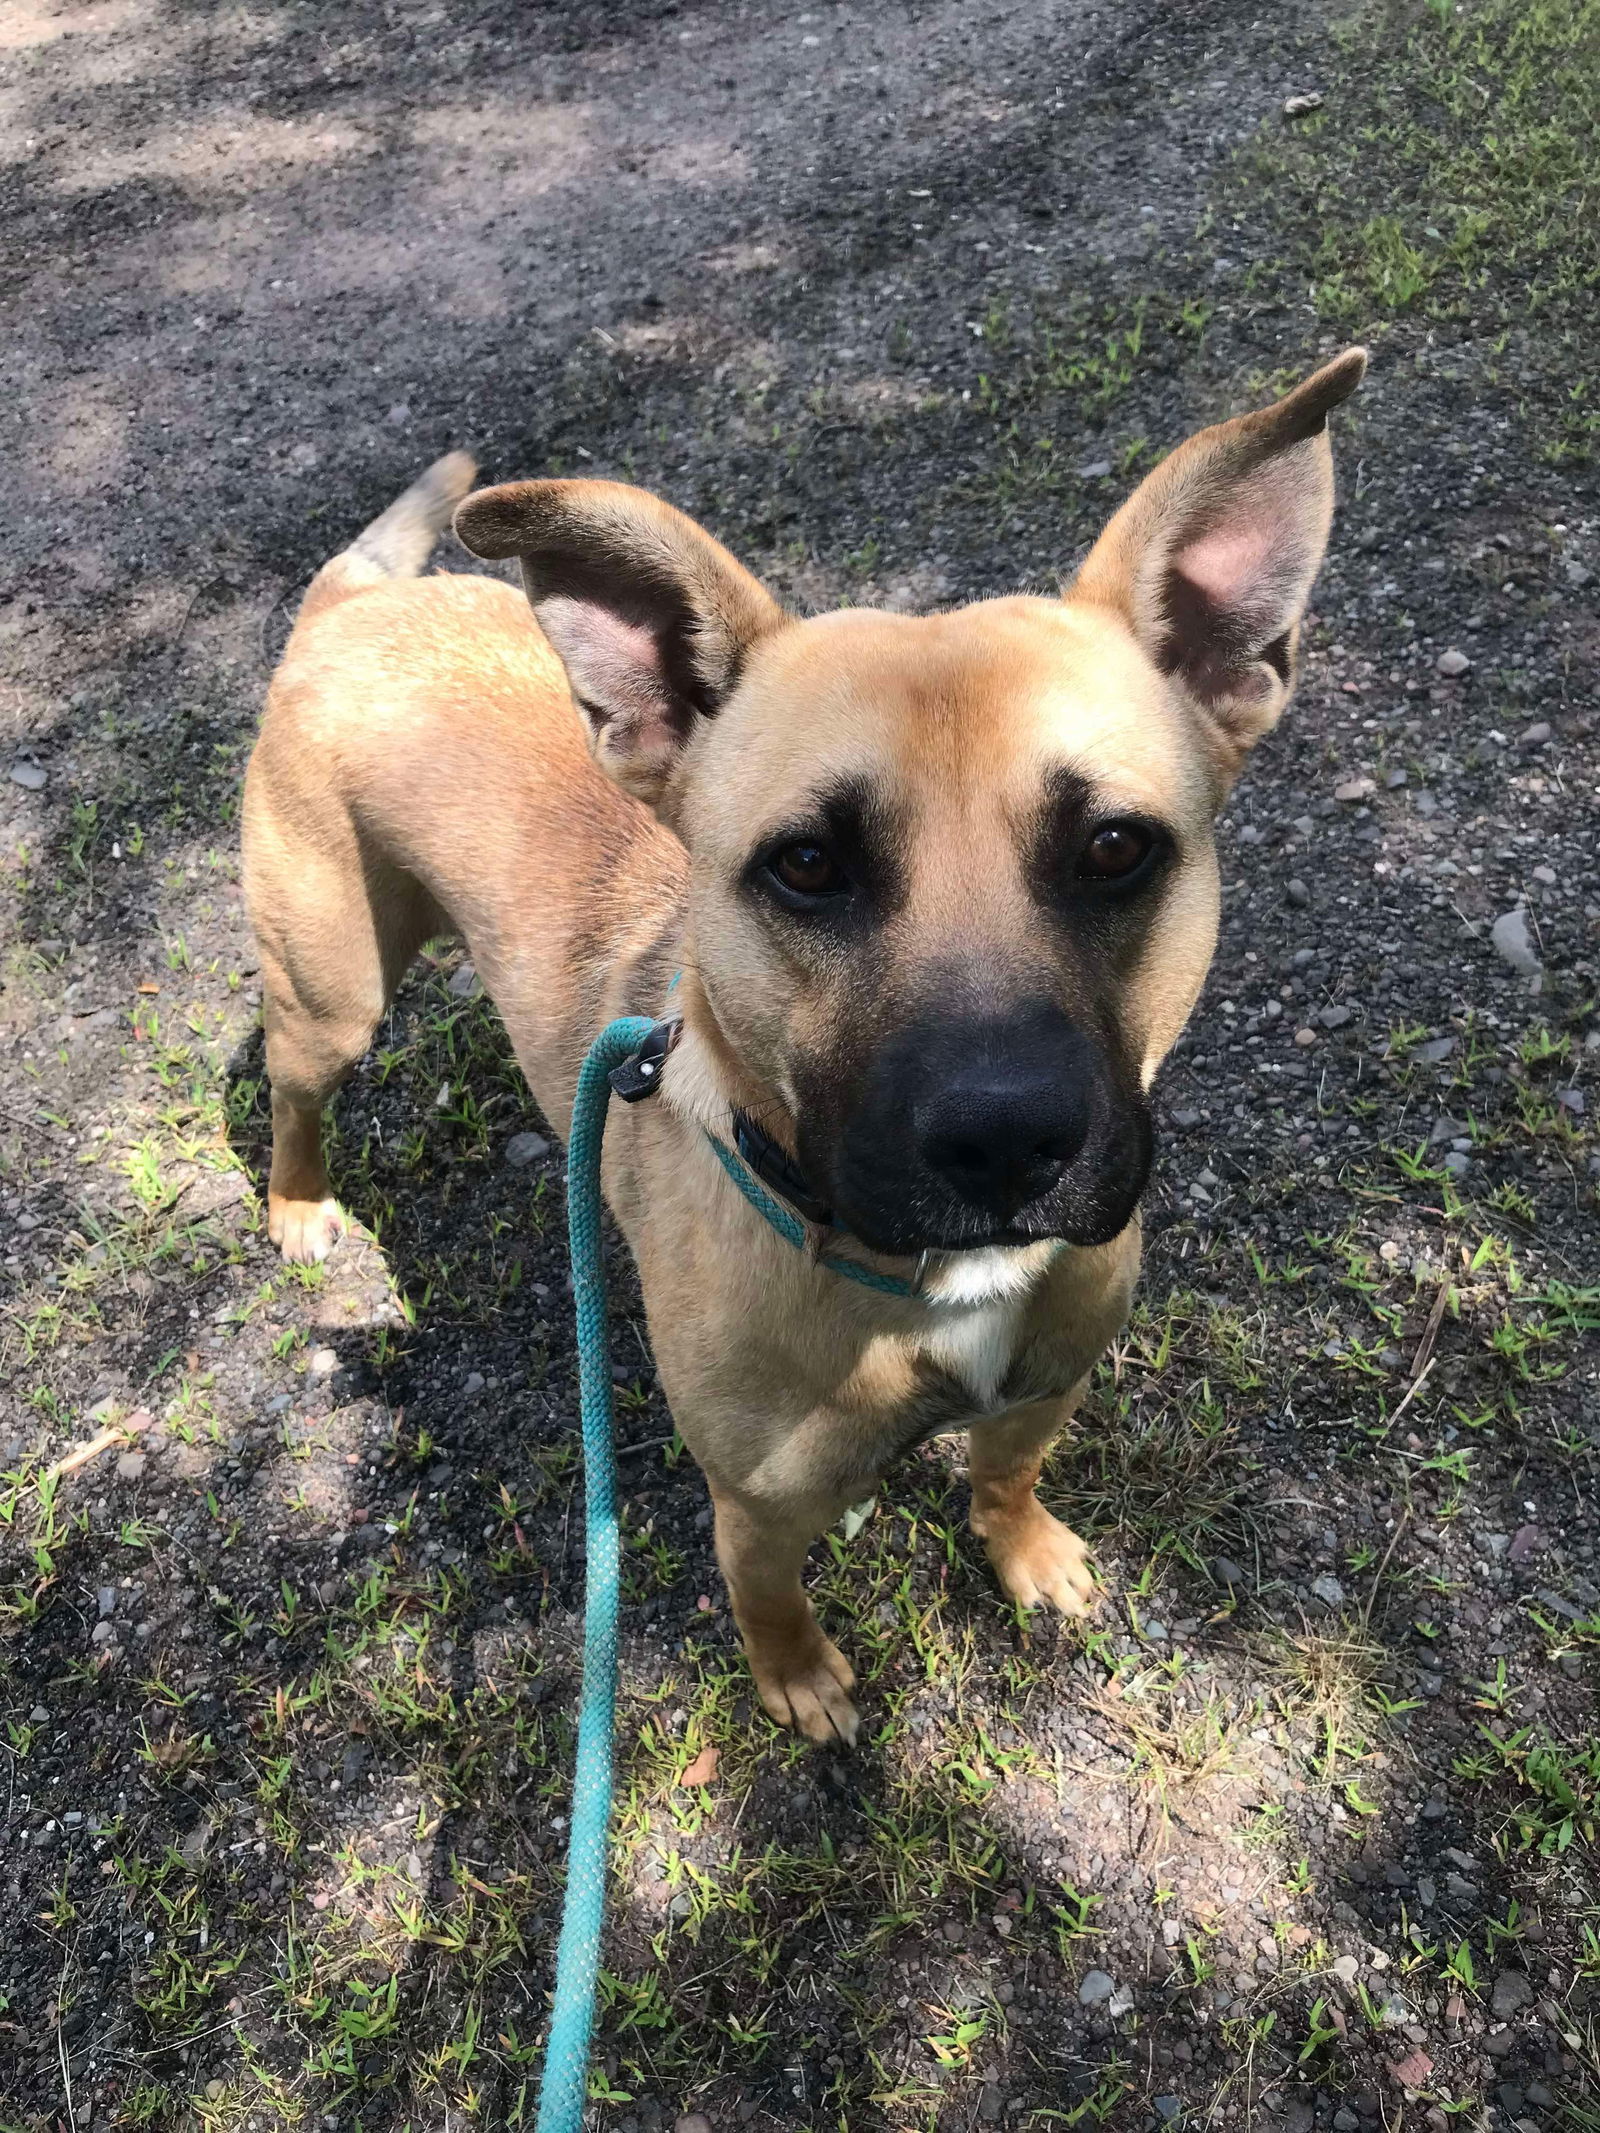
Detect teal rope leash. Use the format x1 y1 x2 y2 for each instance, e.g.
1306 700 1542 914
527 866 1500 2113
538 1014 654 2133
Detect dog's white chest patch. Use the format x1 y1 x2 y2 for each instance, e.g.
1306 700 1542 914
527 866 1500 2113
921 1293 1028 1412
915 1244 1053 1413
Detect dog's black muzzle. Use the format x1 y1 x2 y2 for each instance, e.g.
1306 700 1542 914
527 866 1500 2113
813 1001 1152 1255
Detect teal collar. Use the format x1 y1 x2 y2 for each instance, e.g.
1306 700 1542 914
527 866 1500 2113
702 1129 924 1299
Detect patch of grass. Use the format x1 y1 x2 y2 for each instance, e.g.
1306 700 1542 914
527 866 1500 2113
1232 0 1600 457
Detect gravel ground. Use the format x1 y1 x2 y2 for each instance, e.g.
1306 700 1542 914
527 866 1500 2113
2 0 1598 2128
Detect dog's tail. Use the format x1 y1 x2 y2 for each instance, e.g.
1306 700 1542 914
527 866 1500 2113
293 450 479 630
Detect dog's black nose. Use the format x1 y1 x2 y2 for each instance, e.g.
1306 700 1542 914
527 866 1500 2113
916 1075 1090 1218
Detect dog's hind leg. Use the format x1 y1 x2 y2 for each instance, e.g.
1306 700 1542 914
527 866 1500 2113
967 1390 1097 1616
252 837 439 1264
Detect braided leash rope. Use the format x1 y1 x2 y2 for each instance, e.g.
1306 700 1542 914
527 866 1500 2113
537 1015 654 2133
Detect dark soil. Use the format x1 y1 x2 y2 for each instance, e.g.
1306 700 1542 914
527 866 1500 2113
2 1 1597 2129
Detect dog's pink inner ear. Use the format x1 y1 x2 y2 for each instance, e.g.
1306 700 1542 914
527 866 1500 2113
532 591 689 798
537 596 671 727
1155 459 1324 723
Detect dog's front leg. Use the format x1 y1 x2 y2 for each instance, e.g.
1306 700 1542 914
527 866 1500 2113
709 1483 859 1747
967 1391 1097 1617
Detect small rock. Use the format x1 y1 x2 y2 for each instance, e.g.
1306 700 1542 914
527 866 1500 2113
1414 1036 1455 1064
462 1372 485 1398
115 1451 146 1483
674 2116 714 2133
1518 722 1552 748
1078 1968 1116 2006
9 758 47 790
307 1347 339 1378
1442 1150 1470 1178
1171 1108 1201 1128
1508 1524 1540 1563
1334 777 1376 802
448 963 482 998
1436 648 1471 678
90 1620 117 1646
97 1586 116 1618
1331 1953 1360 1984
1389 2044 1433 2089
1490 906 1542 978
1384 767 1408 789
506 1131 552 1167
1153 2098 1182 2126
1107 1982 1136 2017
1286 878 1311 908
1491 1969 1534 2019
1212 1556 1246 1587
1282 90 1324 116
1332 2111 1360 2133
1077 458 1112 480
1318 1004 1352 1030
1556 1086 1585 1116
1294 1026 1317 1048
30 1705 48 1724
1312 1575 1346 1610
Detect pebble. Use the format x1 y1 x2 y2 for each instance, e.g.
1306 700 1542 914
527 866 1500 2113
1490 906 1542 978
448 963 482 998
307 1347 339 1378
1332 1953 1360 1983
1286 878 1310 908
1077 458 1112 480
1490 1969 1534 2019
1334 777 1375 802
1153 2097 1181 2124
1311 1574 1346 1609
1282 90 1324 116
97 1586 116 1617
1436 648 1471 677
1318 1004 1352 1030
115 1451 146 1483
1078 1968 1116 2006
506 1131 552 1166
1518 721 1552 747
1293 1027 1317 1048
1212 1556 1246 1587
463 1372 485 1398
674 2114 713 2133
9 758 47 790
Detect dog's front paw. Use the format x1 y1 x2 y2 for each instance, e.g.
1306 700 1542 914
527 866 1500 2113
982 1501 1097 1616
748 1626 859 1747
268 1194 346 1265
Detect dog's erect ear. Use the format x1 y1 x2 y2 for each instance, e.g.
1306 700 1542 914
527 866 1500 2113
1070 348 1366 786
454 478 786 805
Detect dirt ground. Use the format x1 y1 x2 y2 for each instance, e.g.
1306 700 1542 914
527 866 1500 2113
2 0 1598 2127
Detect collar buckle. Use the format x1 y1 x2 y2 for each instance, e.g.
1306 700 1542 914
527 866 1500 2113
607 1016 682 1103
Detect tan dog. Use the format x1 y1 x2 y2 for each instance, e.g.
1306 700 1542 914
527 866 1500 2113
243 350 1364 1743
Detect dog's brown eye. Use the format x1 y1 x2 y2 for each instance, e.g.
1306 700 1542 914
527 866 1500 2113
771 841 845 897
1079 822 1153 881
